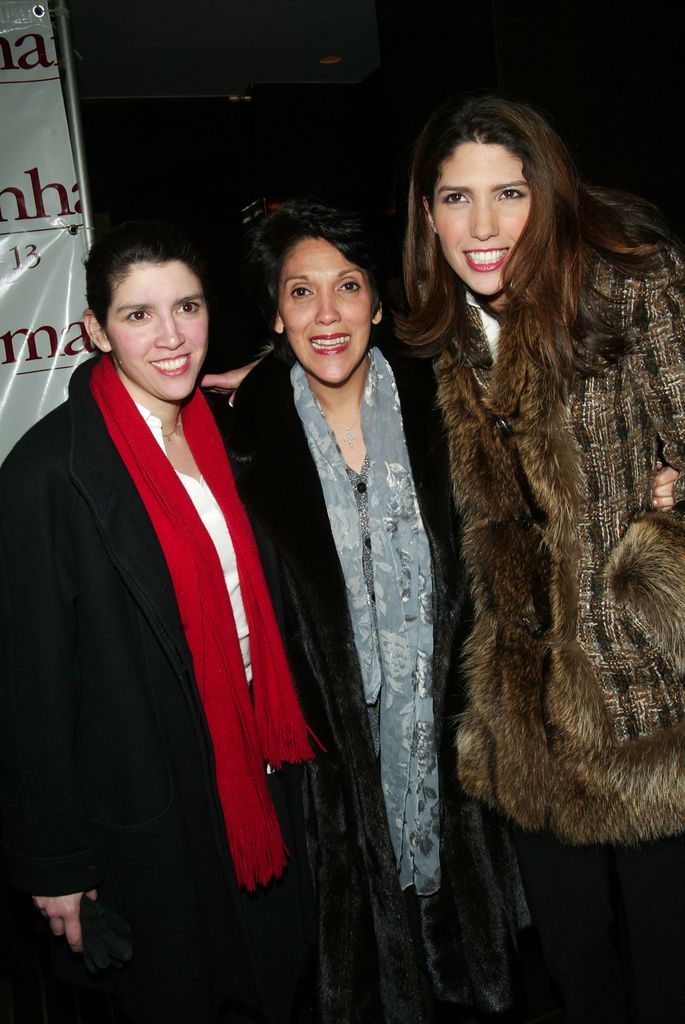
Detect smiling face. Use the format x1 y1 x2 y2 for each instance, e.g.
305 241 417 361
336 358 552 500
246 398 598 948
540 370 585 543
85 260 208 420
426 141 531 306
274 237 381 399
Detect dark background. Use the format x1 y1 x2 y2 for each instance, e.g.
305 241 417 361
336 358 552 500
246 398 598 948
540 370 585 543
70 0 685 369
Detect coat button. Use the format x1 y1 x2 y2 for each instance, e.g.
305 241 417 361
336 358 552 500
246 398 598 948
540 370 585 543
495 417 514 438
357 481 367 494
518 612 546 638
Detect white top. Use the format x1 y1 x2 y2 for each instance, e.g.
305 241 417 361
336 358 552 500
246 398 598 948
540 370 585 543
466 291 501 360
136 404 252 681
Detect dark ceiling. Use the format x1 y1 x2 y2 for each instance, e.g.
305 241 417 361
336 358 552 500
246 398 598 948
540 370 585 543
67 0 381 98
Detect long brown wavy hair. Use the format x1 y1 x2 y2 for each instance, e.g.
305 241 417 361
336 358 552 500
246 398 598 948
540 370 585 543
397 94 675 383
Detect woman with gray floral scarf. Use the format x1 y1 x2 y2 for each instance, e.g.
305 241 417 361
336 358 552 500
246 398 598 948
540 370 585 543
215 197 527 1024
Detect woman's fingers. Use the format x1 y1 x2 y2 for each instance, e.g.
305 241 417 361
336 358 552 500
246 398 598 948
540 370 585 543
200 361 258 395
652 464 679 509
32 889 97 954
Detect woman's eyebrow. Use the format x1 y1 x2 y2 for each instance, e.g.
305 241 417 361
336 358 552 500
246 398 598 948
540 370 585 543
436 178 527 194
114 292 204 313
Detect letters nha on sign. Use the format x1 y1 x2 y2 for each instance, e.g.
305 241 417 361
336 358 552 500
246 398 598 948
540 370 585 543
0 3 91 463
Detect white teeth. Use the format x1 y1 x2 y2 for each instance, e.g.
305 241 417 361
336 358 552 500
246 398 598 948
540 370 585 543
310 336 350 351
466 249 507 266
152 355 189 370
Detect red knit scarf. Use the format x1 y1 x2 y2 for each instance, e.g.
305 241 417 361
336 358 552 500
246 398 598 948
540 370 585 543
90 355 313 890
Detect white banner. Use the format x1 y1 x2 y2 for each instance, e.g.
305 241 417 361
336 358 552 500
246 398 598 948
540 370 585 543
0 1 92 464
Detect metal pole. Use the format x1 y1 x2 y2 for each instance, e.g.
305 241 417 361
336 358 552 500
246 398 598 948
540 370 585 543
50 0 94 247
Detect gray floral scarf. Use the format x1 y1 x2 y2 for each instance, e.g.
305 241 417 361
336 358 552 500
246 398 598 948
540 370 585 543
291 348 440 895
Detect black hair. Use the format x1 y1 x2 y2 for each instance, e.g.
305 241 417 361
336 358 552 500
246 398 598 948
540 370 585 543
242 197 381 361
85 220 207 327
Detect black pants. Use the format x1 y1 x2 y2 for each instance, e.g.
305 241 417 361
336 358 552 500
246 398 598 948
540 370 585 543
228 767 315 1024
513 828 685 1024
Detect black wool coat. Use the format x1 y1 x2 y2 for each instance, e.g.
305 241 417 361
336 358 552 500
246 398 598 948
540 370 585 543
220 348 526 1023
0 358 311 1024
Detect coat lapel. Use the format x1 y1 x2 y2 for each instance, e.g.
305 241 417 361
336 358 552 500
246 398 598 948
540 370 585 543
391 352 452 561
67 361 195 683
390 351 469 736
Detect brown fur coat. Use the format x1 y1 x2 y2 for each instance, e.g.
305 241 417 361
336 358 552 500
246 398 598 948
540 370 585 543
437 248 685 846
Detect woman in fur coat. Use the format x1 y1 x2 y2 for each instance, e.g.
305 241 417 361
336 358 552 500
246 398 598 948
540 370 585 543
398 94 685 1023
217 197 527 1023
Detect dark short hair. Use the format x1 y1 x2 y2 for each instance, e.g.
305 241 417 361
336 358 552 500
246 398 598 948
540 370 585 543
242 197 381 361
85 220 207 327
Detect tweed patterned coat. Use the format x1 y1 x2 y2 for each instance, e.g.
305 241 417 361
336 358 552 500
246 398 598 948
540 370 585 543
436 247 685 846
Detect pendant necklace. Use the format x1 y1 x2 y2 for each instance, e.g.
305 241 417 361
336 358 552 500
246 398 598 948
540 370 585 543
162 416 182 440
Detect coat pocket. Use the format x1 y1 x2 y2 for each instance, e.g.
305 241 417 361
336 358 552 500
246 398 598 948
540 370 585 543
606 511 685 674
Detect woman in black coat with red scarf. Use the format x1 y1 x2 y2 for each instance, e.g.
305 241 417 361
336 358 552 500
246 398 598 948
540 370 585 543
0 221 315 1024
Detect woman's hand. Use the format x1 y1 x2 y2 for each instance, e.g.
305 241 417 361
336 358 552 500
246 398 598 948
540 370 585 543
653 462 679 509
32 889 97 953
201 361 260 396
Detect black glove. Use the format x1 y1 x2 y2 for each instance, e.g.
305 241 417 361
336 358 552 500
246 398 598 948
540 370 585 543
79 894 133 974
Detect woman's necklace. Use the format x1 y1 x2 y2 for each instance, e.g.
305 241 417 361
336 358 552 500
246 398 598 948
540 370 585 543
343 425 355 448
162 416 182 440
